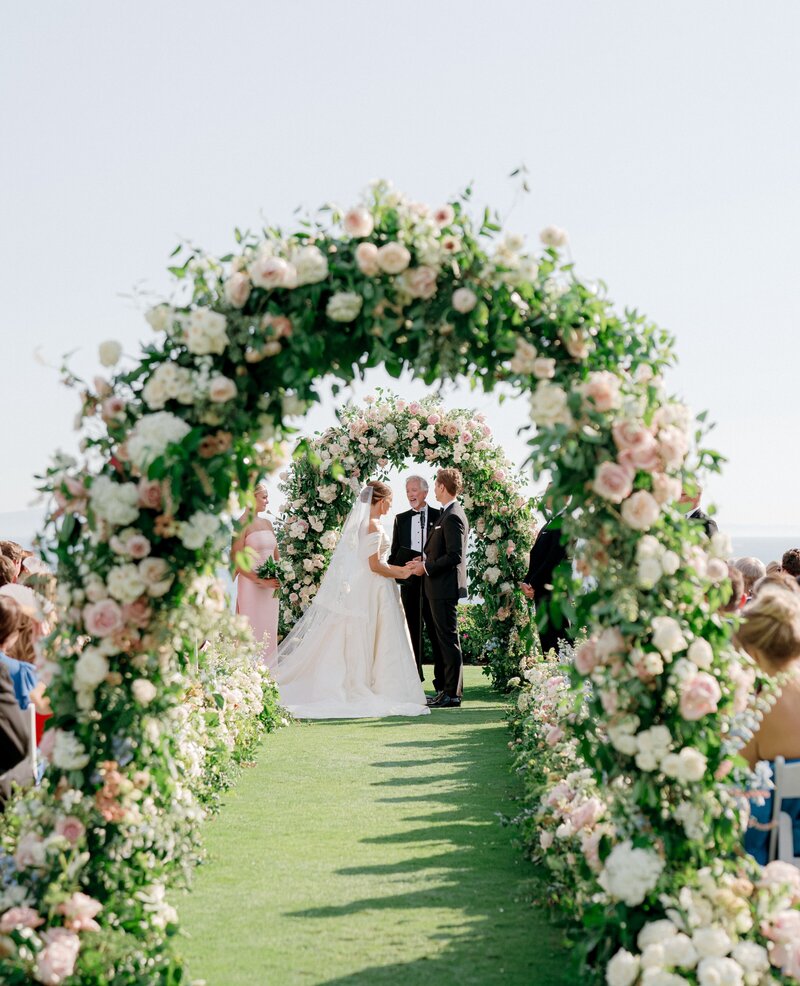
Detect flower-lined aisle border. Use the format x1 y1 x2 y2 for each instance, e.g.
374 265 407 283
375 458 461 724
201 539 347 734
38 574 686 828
275 392 536 687
0 177 795 984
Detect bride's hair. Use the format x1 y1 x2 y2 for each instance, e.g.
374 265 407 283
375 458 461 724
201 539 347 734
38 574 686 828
365 480 392 503
735 586 800 666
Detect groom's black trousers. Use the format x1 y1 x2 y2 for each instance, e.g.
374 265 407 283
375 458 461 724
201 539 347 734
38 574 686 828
426 595 463 699
400 576 443 685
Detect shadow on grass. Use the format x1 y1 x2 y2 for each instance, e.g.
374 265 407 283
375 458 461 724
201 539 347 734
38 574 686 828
289 702 573 986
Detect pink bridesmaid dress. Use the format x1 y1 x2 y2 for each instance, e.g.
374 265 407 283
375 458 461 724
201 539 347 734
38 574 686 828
236 529 280 668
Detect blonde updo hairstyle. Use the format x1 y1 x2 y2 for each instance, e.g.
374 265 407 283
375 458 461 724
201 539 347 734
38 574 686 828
735 587 800 669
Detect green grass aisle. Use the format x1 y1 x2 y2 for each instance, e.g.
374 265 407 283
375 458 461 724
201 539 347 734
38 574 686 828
179 667 570 985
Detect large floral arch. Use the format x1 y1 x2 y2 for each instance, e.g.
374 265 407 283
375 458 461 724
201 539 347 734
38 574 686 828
275 392 536 687
1 180 797 985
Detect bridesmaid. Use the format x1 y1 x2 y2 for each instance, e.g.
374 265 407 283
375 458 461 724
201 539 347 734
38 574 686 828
232 482 280 668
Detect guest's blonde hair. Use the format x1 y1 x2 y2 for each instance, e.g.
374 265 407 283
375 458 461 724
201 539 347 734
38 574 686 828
736 587 800 667
735 556 766 595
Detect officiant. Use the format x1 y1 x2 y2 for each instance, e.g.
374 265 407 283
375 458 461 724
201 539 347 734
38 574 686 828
388 476 443 683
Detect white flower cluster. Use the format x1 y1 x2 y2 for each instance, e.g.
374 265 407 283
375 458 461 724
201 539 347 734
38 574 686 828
127 412 191 472
90 475 140 527
636 535 680 589
178 511 222 551
598 840 665 906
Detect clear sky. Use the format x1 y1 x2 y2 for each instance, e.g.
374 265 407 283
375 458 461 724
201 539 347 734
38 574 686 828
3 1 799 534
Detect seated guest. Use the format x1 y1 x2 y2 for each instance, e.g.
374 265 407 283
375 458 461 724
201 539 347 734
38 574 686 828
720 564 746 613
735 557 767 600
0 590 48 716
0 600 33 811
766 560 782 576
736 587 800 864
782 548 800 579
679 485 718 539
0 556 16 588
0 541 30 583
751 571 800 599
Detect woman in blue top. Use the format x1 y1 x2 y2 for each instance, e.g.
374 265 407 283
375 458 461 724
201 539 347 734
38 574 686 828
737 584 800 864
0 593 45 714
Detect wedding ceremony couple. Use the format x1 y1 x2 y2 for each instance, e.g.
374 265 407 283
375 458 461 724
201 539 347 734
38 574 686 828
275 468 469 719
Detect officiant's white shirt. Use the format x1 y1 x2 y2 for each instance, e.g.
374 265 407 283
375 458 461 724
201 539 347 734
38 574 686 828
411 505 428 553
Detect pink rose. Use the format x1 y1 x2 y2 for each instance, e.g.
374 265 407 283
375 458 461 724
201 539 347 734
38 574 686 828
574 639 599 675
408 402 422 415
36 928 80 986
55 816 85 846
137 478 162 510
758 861 800 901
125 535 151 560
452 287 478 313
355 242 380 276
627 434 661 472
564 329 590 359
580 371 621 413
658 425 689 470
611 419 654 452
772 941 800 980
592 461 633 504
679 672 722 721
343 207 374 238
0 906 44 933
532 357 556 380
376 242 411 274
427 414 440 425
433 204 455 226
651 472 682 505
493 469 506 482
620 490 660 531
122 598 152 629
762 908 800 944
580 829 603 871
546 726 564 747
404 266 438 299
14 832 45 869
208 375 237 403
249 255 296 290
224 271 251 308
599 688 618 715
396 400 407 412
595 627 625 661
101 397 126 424
540 831 554 850
57 892 102 932
83 599 124 638
460 431 473 444
570 797 604 830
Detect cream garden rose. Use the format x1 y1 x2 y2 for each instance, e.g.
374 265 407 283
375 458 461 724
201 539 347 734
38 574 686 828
376 242 411 274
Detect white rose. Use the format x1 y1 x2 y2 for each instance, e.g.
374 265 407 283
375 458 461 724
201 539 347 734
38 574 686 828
638 920 679 950
73 648 110 691
99 340 122 367
598 840 665 906
638 556 663 588
89 475 140 527
530 381 573 428
706 558 728 584
183 308 229 355
343 207 374 238
224 271 251 308
320 531 338 551
326 292 363 323
249 254 296 290
355 242 380 275
696 956 741 986
52 731 90 770
661 550 680 575
208 375 238 403
540 225 568 248
532 357 556 380
376 242 411 274
127 412 191 472
508 337 538 373
106 564 147 604
661 933 698 970
606 948 640 986
145 304 175 333
132 678 157 706
621 490 661 531
452 287 478 313
484 566 502 584
293 245 329 285
678 747 707 782
178 511 220 551
687 639 714 670
730 942 768 975
651 616 687 656
709 531 733 559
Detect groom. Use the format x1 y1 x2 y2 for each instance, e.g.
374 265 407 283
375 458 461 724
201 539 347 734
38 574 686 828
388 476 443 682
406 467 469 709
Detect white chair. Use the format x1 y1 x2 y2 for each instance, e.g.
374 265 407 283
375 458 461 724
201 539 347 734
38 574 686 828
768 756 800 867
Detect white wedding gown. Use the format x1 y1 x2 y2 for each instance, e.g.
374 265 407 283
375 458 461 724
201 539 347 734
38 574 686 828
275 528 430 719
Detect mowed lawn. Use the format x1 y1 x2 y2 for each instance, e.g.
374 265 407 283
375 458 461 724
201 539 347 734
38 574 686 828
179 667 571 985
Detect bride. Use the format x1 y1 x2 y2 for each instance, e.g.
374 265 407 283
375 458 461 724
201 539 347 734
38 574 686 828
275 481 430 718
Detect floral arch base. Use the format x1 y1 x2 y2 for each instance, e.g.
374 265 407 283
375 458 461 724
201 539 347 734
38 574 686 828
1 179 797 985
276 392 536 688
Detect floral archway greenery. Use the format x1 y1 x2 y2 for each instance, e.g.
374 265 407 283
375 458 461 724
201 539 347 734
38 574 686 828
1 179 796 985
275 391 536 688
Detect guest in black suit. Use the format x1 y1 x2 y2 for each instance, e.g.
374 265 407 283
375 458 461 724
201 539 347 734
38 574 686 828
521 511 570 654
679 485 719 539
406 467 469 708
388 475 442 683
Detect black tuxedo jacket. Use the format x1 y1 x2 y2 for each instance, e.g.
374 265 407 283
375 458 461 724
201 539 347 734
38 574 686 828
423 501 469 600
689 508 719 540
524 518 568 596
388 505 441 569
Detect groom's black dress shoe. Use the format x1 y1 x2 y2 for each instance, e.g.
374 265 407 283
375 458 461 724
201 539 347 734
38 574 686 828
437 695 462 709
426 692 445 707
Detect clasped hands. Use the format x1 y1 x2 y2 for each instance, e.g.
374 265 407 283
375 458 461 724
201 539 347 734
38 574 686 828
404 557 425 577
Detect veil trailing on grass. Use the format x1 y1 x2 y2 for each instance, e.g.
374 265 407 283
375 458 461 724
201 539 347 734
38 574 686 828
275 485 374 670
